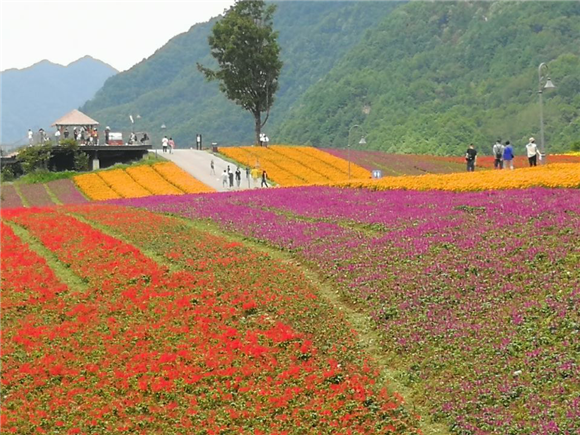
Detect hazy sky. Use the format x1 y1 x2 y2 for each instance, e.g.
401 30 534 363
0 0 236 72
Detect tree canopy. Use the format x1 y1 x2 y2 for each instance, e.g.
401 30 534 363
197 0 282 144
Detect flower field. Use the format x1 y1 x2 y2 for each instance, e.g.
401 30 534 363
115 186 580 433
151 162 214 194
338 163 580 191
442 154 580 169
1 184 25 209
219 145 370 186
17 183 55 207
125 165 182 196
73 162 214 200
73 172 121 201
1 205 416 433
46 179 88 205
323 149 467 176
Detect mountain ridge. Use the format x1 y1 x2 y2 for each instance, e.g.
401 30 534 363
1 56 117 146
80 1 579 154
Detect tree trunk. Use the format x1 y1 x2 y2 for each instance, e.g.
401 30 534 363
254 111 262 146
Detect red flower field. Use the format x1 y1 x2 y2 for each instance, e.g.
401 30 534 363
1 206 418 434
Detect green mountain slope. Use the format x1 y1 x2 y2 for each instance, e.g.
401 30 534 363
82 1 400 147
275 1 580 155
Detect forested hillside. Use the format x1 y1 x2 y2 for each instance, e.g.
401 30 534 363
82 2 400 147
277 1 580 155
82 1 579 155
1 57 117 146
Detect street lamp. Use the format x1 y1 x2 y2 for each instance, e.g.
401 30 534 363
538 62 556 164
157 123 166 158
347 124 366 179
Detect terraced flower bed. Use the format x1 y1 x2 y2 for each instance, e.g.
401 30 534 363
340 163 580 191
116 186 580 433
324 149 466 176
73 162 214 200
0 184 25 209
220 145 370 186
2 206 417 434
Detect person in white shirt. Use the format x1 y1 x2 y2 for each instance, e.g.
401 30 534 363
28 129 34 145
525 137 539 167
55 129 61 145
162 136 169 153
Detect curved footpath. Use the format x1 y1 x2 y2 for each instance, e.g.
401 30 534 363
152 149 256 192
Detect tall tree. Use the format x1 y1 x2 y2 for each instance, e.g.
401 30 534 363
198 0 282 145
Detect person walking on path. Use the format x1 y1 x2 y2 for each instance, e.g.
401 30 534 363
525 137 540 167
222 170 228 188
235 167 241 188
168 137 175 154
492 139 504 170
162 136 169 153
261 170 269 187
465 144 477 172
210 160 216 175
503 141 515 170
228 167 234 188
245 167 251 188
28 129 34 145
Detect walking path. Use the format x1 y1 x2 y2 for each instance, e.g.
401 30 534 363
152 149 256 192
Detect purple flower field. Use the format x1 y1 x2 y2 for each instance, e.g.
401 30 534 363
0 185 24 209
47 179 88 204
18 183 55 207
113 187 580 433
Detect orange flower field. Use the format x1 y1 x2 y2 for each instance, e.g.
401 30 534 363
99 169 152 198
219 145 370 186
126 165 183 196
73 173 121 201
152 162 215 194
337 163 580 191
73 162 213 200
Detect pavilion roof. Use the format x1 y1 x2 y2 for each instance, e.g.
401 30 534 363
51 109 99 126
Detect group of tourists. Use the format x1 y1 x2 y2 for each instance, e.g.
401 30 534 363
259 133 270 147
465 137 542 172
28 126 102 146
218 163 268 189
161 136 175 153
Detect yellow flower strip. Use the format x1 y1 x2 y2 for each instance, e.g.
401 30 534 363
336 163 580 191
98 169 152 198
218 147 256 168
268 146 335 183
153 162 215 194
264 146 329 184
126 165 184 196
299 146 370 179
73 173 121 201
220 147 306 186
271 146 370 182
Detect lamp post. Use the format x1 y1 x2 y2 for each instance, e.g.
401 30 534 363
347 124 366 179
538 63 556 164
158 123 166 158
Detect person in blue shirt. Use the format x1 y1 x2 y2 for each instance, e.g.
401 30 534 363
503 141 514 170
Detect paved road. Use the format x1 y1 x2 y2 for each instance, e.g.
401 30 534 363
152 149 256 192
